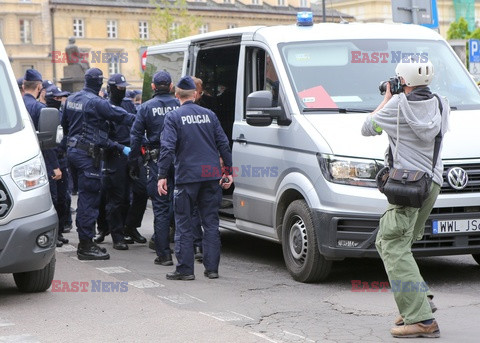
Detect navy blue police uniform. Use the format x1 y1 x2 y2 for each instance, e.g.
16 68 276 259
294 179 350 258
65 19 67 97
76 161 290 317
45 85 71 245
130 70 179 265
102 74 147 250
62 68 135 260
158 76 232 280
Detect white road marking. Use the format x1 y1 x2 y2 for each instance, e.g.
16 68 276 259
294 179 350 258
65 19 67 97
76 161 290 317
249 332 281 343
96 266 130 274
157 294 195 304
56 244 77 253
0 319 14 327
129 279 163 289
283 330 314 342
199 310 254 322
183 293 206 303
0 334 40 342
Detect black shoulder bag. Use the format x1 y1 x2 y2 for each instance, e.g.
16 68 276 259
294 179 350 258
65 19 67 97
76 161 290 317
376 94 443 208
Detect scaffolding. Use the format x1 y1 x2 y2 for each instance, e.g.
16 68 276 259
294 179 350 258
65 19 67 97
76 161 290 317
453 0 476 31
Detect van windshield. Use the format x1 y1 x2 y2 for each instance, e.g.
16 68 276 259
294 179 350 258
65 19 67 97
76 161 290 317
0 61 22 133
279 39 480 112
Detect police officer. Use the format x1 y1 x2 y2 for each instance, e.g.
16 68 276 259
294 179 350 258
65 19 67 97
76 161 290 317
101 73 146 250
121 89 137 114
62 68 135 260
22 69 64 247
45 85 71 246
158 76 233 280
130 70 179 265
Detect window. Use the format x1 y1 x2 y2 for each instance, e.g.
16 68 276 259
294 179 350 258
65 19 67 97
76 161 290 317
277 0 285 6
107 20 117 39
300 0 308 7
108 58 120 75
73 19 84 38
252 0 260 4
139 21 149 39
169 22 179 40
224 0 232 3
20 19 32 44
228 24 237 29
199 24 209 34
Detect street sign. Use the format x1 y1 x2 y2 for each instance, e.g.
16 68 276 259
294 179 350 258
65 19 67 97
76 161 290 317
392 0 433 26
140 48 148 71
469 39 480 63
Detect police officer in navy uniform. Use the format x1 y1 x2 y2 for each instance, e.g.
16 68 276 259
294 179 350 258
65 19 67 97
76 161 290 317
22 69 64 247
130 70 179 266
158 76 233 281
62 68 135 260
101 73 147 250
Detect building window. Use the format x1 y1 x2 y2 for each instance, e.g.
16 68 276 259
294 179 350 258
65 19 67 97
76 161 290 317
73 19 84 38
300 0 308 7
107 20 117 39
139 21 149 39
108 59 120 75
20 19 32 44
252 0 260 4
223 0 232 3
199 24 209 34
277 0 285 6
228 24 237 29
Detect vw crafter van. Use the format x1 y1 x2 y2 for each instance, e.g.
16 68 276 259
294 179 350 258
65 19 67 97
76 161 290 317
0 41 59 292
142 15 480 282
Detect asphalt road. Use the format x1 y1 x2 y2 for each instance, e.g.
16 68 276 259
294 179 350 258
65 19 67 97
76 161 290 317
1 199 479 343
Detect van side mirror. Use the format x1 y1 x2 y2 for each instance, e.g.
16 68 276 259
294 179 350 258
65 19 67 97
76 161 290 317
246 90 290 126
37 107 60 149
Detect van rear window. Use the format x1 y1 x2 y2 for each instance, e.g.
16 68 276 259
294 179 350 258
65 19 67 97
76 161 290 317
0 62 22 133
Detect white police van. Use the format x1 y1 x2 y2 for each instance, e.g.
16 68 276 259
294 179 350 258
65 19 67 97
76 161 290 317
143 14 480 282
0 40 59 292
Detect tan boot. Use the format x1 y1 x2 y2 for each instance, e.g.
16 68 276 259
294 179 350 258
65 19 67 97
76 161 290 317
390 320 440 338
394 297 437 326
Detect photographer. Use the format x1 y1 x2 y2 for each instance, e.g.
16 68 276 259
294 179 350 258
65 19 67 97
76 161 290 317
361 57 449 338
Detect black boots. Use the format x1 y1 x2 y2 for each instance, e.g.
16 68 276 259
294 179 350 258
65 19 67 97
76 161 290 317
124 227 147 244
93 231 109 244
77 240 110 260
194 246 203 263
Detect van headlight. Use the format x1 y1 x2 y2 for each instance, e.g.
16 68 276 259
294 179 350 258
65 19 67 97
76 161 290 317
318 154 383 187
12 155 48 190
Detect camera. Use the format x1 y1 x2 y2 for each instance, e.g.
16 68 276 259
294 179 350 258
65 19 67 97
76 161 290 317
379 77 403 95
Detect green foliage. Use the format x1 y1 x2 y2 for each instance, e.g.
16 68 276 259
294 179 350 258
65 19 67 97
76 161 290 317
447 17 470 40
467 28 480 40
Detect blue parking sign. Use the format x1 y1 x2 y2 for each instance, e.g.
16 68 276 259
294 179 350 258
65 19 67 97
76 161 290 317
469 39 480 63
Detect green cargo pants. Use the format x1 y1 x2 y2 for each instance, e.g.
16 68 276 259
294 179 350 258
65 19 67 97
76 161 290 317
375 182 441 325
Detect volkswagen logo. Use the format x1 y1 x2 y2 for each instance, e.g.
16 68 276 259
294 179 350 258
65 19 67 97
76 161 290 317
446 167 468 190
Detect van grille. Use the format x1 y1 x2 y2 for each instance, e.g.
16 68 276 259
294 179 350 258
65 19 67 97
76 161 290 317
441 163 480 194
0 179 12 219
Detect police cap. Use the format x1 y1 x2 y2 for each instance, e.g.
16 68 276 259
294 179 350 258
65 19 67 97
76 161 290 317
176 75 196 90
45 85 70 98
42 80 54 90
85 68 104 81
24 69 42 82
108 73 130 87
16 77 24 88
153 70 171 85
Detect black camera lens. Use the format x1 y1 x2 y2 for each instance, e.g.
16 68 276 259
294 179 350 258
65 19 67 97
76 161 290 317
379 81 388 95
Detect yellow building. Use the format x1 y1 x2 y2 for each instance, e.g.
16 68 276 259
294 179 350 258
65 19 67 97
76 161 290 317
50 0 351 89
0 0 53 82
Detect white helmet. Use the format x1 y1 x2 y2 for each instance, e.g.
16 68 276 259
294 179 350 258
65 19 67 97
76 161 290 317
395 56 434 87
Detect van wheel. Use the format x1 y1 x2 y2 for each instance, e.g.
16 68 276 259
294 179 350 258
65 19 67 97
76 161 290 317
282 200 332 283
472 254 480 265
13 256 56 293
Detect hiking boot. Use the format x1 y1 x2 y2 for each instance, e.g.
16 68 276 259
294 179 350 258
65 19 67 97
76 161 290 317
390 320 440 338
77 240 110 260
394 297 437 326
166 271 195 281
154 254 173 266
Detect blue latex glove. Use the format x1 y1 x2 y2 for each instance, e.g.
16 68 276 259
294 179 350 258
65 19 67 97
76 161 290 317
122 146 131 156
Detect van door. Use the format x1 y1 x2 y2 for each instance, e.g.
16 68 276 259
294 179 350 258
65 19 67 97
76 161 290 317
232 44 289 239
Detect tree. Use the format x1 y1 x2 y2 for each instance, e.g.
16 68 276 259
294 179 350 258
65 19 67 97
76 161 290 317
144 0 202 44
447 17 470 40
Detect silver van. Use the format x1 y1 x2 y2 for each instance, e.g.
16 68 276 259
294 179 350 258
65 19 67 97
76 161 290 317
143 18 480 282
0 41 59 292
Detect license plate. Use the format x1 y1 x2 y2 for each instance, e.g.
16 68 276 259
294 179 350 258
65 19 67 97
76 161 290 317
432 219 480 235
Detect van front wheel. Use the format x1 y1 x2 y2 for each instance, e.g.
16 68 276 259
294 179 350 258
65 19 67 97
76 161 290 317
282 200 331 283
13 255 56 293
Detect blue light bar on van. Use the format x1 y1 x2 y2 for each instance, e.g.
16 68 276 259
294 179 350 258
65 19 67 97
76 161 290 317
297 12 313 26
